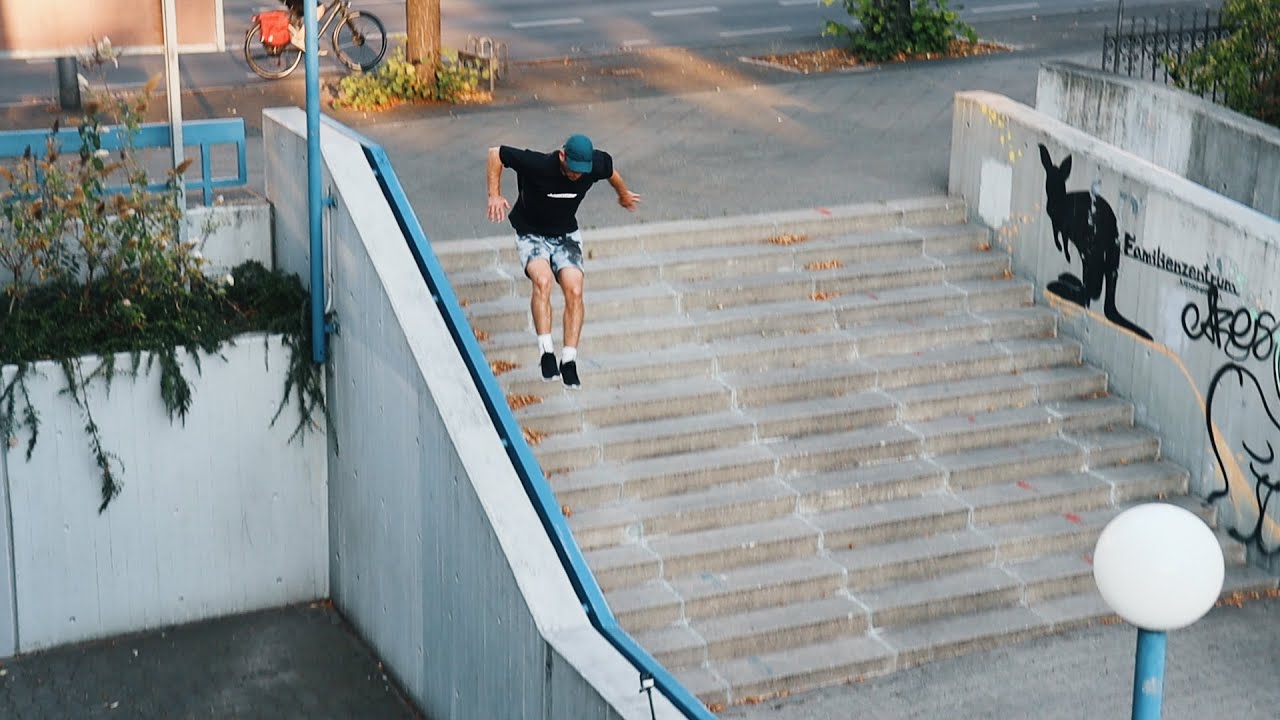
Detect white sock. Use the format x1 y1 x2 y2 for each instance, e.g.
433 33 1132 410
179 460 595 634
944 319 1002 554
538 334 554 354
562 347 577 363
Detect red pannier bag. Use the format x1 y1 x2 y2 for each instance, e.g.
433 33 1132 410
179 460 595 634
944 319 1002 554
257 10 292 48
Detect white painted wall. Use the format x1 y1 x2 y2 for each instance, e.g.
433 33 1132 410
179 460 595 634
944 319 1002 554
0 335 327 653
263 107 683 719
949 90 1280 565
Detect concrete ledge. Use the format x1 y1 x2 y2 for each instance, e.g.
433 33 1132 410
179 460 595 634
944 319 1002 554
1036 61 1280 217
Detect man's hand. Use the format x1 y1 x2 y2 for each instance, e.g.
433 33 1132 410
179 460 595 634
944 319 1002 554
617 190 641 212
487 195 510 222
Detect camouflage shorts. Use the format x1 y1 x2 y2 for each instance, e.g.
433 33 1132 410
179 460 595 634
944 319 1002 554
516 231 584 276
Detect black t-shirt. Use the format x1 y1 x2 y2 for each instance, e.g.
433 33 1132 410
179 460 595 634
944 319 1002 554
499 145 613 236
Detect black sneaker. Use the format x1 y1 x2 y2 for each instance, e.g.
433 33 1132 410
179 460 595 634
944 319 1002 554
560 360 580 388
540 352 559 381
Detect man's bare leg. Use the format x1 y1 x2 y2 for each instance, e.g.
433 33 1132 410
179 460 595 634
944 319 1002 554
557 267 585 387
527 259 561 380
558 267 585 351
526 259 555 336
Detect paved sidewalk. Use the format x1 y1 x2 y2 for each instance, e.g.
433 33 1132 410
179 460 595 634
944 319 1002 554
6 4 1275 719
0 604 421 719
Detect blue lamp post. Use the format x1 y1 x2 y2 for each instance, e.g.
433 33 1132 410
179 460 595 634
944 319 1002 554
1093 503 1225 719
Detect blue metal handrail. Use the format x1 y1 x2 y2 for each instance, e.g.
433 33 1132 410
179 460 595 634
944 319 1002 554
0 118 248 206
328 118 714 720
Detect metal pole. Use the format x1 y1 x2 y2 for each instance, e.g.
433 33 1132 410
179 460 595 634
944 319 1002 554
1132 628 1167 720
161 0 186 207
304 0 327 364
55 57 81 111
1116 0 1125 36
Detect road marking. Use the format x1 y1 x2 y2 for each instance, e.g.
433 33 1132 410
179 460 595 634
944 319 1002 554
651 6 719 17
970 2 1040 13
719 25 792 38
622 38 653 48
510 17 584 28
778 0 817 6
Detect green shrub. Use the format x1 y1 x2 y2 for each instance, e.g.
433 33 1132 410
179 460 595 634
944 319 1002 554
335 47 488 111
0 83 324 512
823 0 978 62
1165 0 1280 126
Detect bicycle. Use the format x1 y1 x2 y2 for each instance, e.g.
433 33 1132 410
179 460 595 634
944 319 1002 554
244 0 388 80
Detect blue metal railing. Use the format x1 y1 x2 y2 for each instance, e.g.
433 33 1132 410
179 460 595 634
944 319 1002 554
328 118 715 720
0 118 248 206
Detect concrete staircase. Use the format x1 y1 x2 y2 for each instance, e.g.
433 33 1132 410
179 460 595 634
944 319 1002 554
435 197 1276 709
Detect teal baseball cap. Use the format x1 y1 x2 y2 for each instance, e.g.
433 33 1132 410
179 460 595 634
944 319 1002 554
563 134 594 173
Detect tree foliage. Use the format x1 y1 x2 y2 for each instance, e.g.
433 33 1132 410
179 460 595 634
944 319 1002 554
1166 0 1280 126
823 0 977 62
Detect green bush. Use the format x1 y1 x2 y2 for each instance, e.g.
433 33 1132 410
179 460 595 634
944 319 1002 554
335 47 488 111
823 0 977 62
0 83 324 512
1165 0 1280 126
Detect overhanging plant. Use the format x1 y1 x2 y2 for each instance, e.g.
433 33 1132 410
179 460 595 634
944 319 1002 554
0 74 326 512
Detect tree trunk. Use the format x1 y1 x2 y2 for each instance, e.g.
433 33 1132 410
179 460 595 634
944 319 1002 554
405 0 441 85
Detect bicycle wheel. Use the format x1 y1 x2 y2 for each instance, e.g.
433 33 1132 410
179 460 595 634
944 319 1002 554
244 22 302 80
332 11 387 72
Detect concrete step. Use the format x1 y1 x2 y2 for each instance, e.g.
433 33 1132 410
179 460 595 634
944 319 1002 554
570 477 799 552
512 375 733 436
547 444 779 511
724 337 1082 407
676 251 1009 312
608 554 845 633
636 595 869 672
474 276 1032 363
464 281 679 335
432 196 971 273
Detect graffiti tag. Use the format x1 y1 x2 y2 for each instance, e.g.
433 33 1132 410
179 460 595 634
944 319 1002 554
1205 363 1280 554
1182 285 1278 364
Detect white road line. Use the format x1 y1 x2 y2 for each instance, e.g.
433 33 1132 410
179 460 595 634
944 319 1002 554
970 2 1040 14
622 38 653 47
651 6 719 17
719 25 792 38
778 0 817 6
510 17 584 28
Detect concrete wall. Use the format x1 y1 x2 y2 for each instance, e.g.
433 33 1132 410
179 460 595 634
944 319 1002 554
186 201 274 275
1036 61 1280 219
0 336 328 656
949 90 1280 567
262 108 680 720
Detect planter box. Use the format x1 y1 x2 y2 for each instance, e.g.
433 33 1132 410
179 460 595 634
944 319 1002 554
0 334 328 657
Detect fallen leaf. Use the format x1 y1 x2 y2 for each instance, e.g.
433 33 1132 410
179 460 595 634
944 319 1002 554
806 259 843 271
489 359 518 375
768 233 808 246
473 328 490 342
561 504 573 518
507 394 542 411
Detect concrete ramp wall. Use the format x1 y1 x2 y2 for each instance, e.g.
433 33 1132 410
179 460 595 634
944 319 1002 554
949 90 1280 567
1035 61 1280 218
261 108 680 720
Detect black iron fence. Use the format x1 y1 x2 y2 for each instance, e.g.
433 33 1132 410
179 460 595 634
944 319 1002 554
1101 9 1233 103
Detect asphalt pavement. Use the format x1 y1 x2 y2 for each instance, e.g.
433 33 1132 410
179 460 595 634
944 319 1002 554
6 4 1278 719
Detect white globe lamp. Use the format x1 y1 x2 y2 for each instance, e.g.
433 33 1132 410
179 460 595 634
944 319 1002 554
1092 503 1225 719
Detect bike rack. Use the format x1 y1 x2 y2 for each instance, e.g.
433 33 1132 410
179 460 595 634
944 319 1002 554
458 35 508 93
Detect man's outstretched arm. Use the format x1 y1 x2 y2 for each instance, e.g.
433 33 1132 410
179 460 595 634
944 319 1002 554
608 170 641 212
487 146 511 222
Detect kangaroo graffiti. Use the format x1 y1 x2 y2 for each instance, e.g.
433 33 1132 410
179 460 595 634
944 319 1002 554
1182 285 1278 363
1037 144 1152 340
1205 363 1280 555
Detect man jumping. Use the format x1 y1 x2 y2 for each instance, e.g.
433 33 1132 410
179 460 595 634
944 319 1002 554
486 134 641 388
